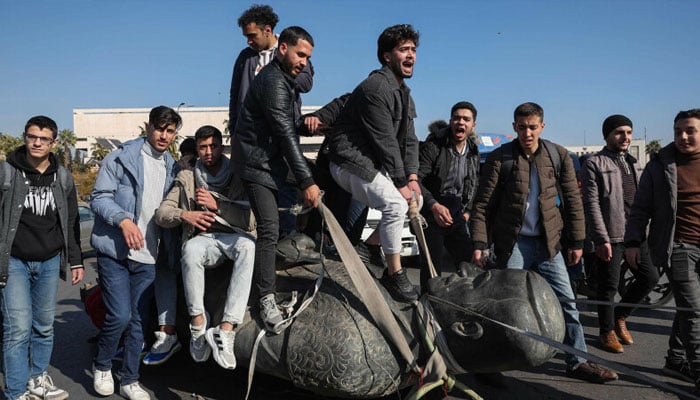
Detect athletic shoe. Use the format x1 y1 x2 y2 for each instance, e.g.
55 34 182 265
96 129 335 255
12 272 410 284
27 372 69 400
119 381 150 400
92 364 114 396
142 332 181 365
380 268 418 302
189 312 211 362
15 391 33 400
205 326 237 369
259 293 284 332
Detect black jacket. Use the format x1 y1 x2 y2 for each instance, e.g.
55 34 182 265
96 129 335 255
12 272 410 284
232 58 315 191
327 65 419 187
418 128 480 217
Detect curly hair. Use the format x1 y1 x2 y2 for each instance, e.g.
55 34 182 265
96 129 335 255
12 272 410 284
376 24 420 65
237 4 279 30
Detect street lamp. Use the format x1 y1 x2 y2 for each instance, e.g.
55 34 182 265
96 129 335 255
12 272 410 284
177 102 186 113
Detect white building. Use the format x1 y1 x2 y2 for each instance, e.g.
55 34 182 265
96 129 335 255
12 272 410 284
567 139 647 168
73 105 322 162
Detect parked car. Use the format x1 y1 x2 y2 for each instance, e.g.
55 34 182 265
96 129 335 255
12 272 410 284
360 208 419 259
78 201 94 256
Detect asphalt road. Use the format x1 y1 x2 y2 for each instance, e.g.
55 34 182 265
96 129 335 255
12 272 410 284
0 257 696 400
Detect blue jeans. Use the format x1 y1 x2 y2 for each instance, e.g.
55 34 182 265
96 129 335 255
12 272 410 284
1 255 60 400
154 264 177 327
94 254 155 385
503 236 588 368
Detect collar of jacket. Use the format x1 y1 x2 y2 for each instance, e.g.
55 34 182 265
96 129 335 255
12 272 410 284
600 146 638 164
371 64 408 92
269 57 296 85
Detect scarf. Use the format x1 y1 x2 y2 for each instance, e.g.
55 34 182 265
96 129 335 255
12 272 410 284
194 155 232 194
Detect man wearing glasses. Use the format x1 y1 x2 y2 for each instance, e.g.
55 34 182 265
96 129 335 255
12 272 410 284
89 106 181 400
0 116 84 400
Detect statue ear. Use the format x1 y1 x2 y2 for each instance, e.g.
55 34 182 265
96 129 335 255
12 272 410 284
451 321 483 339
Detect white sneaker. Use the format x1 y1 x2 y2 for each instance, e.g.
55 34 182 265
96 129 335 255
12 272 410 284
119 381 151 400
205 326 237 369
27 372 69 400
16 391 33 400
92 364 114 396
142 331 181 365
189 313 211 362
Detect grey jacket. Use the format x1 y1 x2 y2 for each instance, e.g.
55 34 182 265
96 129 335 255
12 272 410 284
582 147 643 245
624 144 677 269
327 65 419 187
0 157 82 283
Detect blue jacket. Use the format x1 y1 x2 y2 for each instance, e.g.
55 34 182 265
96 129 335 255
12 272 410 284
90 137 180 268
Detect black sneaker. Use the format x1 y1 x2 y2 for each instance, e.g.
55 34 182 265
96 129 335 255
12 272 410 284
663 359 695 383
355 242 384 266
380 268 418 302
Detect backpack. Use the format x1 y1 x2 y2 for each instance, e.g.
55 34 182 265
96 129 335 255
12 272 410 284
498 139 561 186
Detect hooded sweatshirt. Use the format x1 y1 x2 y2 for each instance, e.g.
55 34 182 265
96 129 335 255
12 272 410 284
6 146 63 261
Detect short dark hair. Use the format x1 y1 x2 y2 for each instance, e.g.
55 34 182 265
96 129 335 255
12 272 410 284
149 106 182 130
179 137 196 156
24 116 58 138
194 125 222 143
514 102 544 121
237 4 279 30
674 108 700 123
451 101 477 121
279 26 314 47
377 24 420 65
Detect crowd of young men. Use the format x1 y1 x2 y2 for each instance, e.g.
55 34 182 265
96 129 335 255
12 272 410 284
2 3 700 400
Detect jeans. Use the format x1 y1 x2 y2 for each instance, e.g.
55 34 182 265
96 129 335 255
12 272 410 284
181 233 255 324
244 181 280 298
419 215 471 290
502 235 588 368
275 177 298 239
596 242 658 333
94 254 155 385
667 242 700 376
0 255 60 400
154 264 177 327
330 163 408 255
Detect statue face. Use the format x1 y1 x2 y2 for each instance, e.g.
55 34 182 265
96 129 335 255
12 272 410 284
426 268 564 373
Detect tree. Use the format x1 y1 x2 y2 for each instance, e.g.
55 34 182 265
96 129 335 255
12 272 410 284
58 128 77 171
91 142 109 161
646 139 662 155
0 134 23 161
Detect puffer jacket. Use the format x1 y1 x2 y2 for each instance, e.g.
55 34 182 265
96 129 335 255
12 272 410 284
326 65 419 187
418 128 480 216
232 58 314 191
582 147 643 245
470 139 585 262
624 144 677 269
90 137 180 268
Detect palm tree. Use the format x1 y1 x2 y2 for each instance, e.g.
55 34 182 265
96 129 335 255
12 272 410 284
58 129 77 170
91 142 109 161
646 139 662 155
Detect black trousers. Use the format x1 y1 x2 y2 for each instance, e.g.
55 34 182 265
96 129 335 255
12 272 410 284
419 216 472 291
596 241 659 333
244 181 279 298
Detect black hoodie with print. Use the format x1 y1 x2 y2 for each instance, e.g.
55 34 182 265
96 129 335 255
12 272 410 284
6 146 64 262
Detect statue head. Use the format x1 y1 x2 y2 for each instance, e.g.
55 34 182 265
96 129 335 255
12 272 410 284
426 264 564 372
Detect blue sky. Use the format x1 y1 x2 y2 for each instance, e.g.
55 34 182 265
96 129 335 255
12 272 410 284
1 0 698 146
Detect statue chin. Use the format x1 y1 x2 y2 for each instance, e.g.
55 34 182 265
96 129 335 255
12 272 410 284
427 265 565 373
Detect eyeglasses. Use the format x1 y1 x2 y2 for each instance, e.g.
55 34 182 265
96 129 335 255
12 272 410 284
24 133 55 145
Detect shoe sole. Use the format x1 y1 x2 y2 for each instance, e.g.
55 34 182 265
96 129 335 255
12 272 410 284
27 393 69 400
142 342 182 366
205 329 236 369
663 367 695 383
